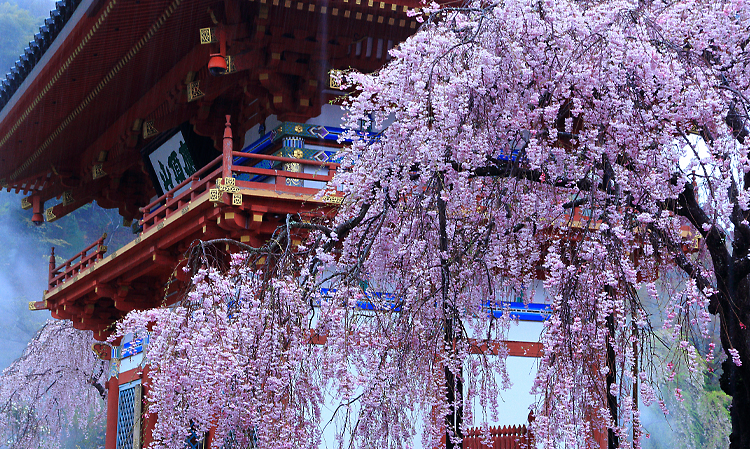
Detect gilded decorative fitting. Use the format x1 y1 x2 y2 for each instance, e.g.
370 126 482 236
62 190 74 206
224 55 236 74
91 343 112 360
322 195 344 204
329 69 343 89
92 163 106 180
209 188 221 202
20 196 31 210
28 300 47 311
199 27 217 44
187 80 204 102
217 177 239 193
232 192 242 206
143 120 158 139
45 207 57 222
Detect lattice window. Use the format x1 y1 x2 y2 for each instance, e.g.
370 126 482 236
222 428 259 449
116 382 142 449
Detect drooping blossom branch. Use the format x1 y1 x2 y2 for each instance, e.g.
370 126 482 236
0 320 107 449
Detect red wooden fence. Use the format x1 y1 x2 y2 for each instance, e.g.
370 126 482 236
48 233 107 290
463 424 533 449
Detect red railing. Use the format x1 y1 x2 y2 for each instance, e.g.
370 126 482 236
138 150 340 233
139 155 224 232
463 424 533 449
48 233 108 290
230 150 339 189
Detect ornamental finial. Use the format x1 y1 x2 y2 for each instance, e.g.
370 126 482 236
224 115 232 139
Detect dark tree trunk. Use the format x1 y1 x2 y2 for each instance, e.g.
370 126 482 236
445 325 464 449
723 360 750 448
438 173 463 449
674 180 750 448
606 314 619 449
718 278 750 449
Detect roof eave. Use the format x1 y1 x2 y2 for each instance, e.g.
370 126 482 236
0 0 95 123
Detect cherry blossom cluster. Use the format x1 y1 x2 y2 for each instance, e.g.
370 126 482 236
333 0 750 447
116 263 324 449
0 320 107 449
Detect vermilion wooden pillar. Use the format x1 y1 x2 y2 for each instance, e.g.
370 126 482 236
141 366 157 448
105 378 120 449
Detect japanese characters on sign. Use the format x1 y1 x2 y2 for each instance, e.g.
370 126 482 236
148 131 197 195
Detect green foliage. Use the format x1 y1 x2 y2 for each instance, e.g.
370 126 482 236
0 193 133 259
0 2 37 79
0 0 58 80
11 0 57 19
641 344 731 449
60 412 105 449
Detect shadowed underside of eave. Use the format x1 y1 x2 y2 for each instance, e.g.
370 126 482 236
0 0 424 223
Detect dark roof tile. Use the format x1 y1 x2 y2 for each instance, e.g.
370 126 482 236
0 0 82 113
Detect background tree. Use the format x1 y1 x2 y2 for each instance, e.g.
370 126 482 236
0 192 133 448
0 320 107 449
333 1 750 447
0 0 57 81
0 2 36 78
640 331 730 449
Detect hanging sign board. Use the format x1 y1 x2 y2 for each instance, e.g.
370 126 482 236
148 130 197 195
141 123 214 198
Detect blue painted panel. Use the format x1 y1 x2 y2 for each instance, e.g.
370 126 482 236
489 302 552 321
121 335 149 359
318 289 549 321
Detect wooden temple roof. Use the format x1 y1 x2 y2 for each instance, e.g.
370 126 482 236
0 0 450 336
0 0 431 221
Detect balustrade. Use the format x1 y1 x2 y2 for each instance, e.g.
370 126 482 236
47 233 108 290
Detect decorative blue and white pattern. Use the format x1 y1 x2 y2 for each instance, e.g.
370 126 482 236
121 335 148 359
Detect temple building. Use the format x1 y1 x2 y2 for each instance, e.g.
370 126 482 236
0 1 546 448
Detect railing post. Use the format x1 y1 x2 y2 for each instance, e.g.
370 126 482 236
48 247 55 288
223 115 233 180
97 233 107 261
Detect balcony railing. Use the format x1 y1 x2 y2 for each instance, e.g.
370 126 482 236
138 149 339 233
46 128 342 292
139 155 224 233
47 233 108 290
